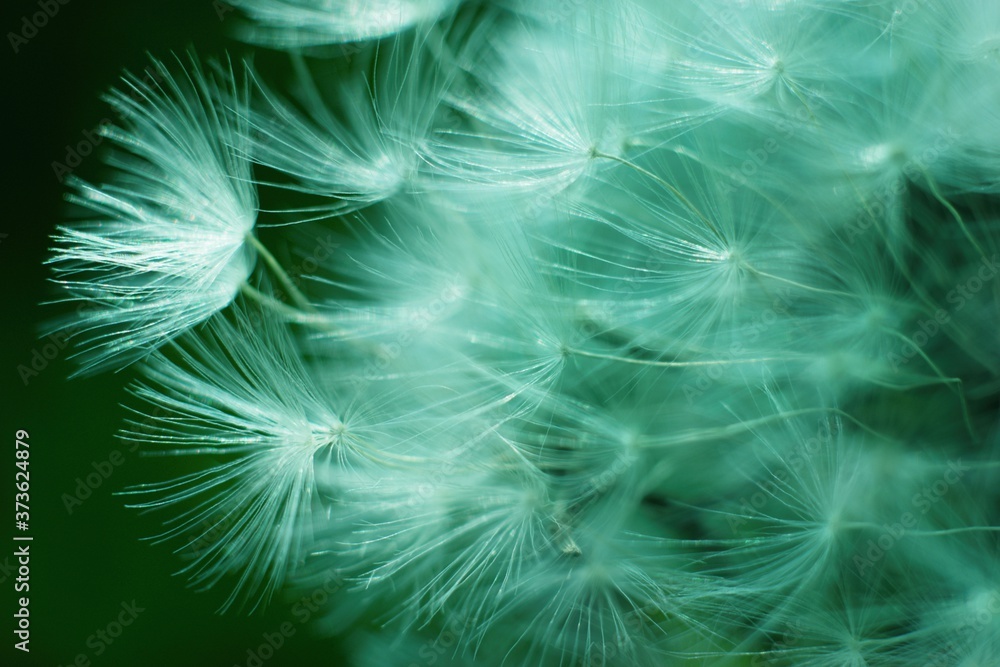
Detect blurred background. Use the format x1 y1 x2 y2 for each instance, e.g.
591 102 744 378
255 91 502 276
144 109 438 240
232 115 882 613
2 1 347 665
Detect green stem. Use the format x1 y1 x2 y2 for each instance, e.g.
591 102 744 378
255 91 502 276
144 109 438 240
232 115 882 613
641 408 865 449
593 151 724 241
246 233 315 313
239 283 332 329
743 265 854 298
919 166 986 258
880 327 977 440
841 522 1000 537
568 347 799 368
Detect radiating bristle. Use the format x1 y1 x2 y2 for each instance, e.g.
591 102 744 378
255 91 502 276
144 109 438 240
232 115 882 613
45 2 1000 665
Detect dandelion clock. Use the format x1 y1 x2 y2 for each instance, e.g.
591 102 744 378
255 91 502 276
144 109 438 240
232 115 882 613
48 57 259 375
43 1 1000 666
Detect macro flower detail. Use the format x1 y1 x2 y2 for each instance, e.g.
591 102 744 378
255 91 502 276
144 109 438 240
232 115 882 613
43 1 1000 666
120 312 348 612
48 57 258 375
228 0 464 48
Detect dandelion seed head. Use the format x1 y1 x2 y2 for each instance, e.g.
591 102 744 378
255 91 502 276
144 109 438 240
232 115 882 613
51 2 1000 663
230 0 464 48
48 56 258 374
858 141 907 171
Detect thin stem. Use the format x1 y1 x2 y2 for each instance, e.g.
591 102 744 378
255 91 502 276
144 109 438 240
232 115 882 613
919 166 986 258
239 283 333 329
568 347 802 368
642 408 857 449
593 151 724 241
880 326 977 440
246 233 315 312
905 527 1000 537
742 265 855 298
840 522 1000 537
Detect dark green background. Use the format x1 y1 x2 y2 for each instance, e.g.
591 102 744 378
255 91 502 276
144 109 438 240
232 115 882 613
3 2 347 665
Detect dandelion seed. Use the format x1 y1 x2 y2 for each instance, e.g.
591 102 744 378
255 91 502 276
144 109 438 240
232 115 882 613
43 2 1000 664
120 310 362 611
229 0 464 48
47 56 258 374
